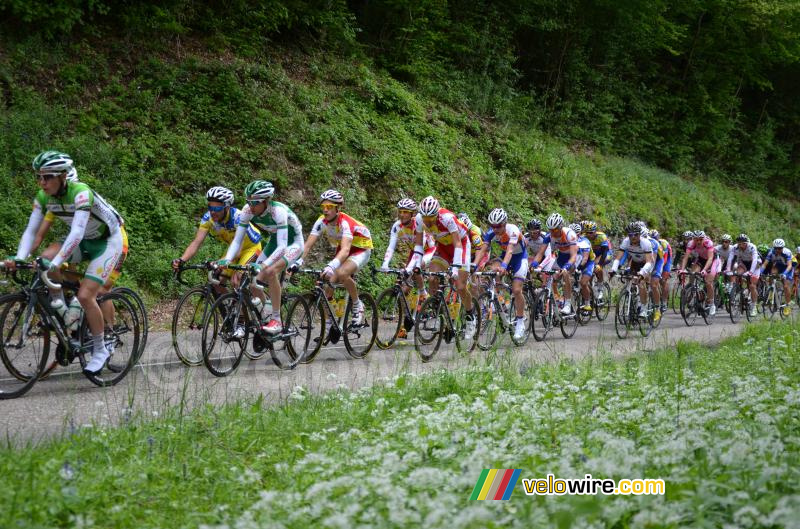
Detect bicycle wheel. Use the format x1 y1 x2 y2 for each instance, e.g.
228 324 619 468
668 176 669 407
594 282 611 321
375 287 403 350
0 294 50 399
476 292 499 351
113 286 148 361
171 287 211 367
638 301 653 337
267 294 309 370
680 286 698 327
414 295 444 362
728 284 742 323
201 292 247 377
78 291 141 387
532 290 553 342
509 290 532 346
614 290 631 339
301 294 327 364
343 292 377 359
559 297 578 339
455 297 481 354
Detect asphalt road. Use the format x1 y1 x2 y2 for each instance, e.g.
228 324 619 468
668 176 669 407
1 310 745 443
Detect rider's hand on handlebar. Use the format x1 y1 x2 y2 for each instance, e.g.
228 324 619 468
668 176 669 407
172 258 184 271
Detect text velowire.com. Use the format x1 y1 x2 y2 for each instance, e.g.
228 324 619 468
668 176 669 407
523 474 665 496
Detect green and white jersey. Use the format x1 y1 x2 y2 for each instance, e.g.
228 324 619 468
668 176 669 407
239 201 302 244
34 181 122 240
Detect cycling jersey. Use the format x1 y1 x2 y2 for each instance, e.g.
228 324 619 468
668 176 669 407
764 248 794 267
412 209 470 268
728 243 760 275
311 212 373 254
382 218 435 268
225 202 302 268
618 236 656 264
201 207 262 248
575 236 596 268
34 182 121 241
687 237 715 260
468 225 484 254
589 231 613 258
542 227 578 255
714 244 733 268
482 224 525 256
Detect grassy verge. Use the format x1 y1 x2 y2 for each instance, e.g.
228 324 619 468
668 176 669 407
1 319 799 528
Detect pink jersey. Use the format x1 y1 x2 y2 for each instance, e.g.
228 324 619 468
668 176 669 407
687 237 715 260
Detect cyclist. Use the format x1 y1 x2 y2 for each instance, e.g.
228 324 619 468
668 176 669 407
610 223 657 318
716 234 734 275
407 196 477 339
5 151 126 375
582 220 612 287
727 233 760 317
678 230 720 316
649 229 672 315
302 189 373 325
474 208 528 340
530 213 578 315
221 181 303 334
760 238 794 317
569 223 595 313
172 186 262 293
457 212 487 271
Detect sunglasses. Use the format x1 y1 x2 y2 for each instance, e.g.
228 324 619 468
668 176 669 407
490 223 505 229
247 199 265 207
35 172 60 182
321 204 338 211
208 205 226 212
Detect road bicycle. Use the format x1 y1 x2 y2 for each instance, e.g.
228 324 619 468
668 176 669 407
679 271 713 326
475 271 532 349
414 270 481 361
200 264 311 376
530 269 578 341
0 259 141 399
726 272 756 323
171 261 220 366
296 269 377 363
372 266 420 349
613 270 654 338
760 274 790 320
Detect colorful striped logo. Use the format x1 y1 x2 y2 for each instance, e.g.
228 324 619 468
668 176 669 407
469 469 521 500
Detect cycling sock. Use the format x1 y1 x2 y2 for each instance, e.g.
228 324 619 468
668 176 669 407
92 333 106 355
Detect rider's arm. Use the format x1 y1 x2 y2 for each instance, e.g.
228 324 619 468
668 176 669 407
51 210 90 268
180 228 210 263
442 214 465 269
639 246 655 275
748 247 759 275
610 249 625 273
382 222 400 269
15 205 45 260
31 215 54 255
726 251 735 273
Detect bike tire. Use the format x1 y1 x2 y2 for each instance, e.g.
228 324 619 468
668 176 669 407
201 292 247 377
0 293 51 399
268 294 309 370
614 290 631 339
375 287 403 350
343 292 378 359
476 292 499 351
171 286 211 367
414 295 444 362
532 289 553 342
301 294 327 364
594 282 611 321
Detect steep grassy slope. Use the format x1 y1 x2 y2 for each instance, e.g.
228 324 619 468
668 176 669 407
1 37 797 295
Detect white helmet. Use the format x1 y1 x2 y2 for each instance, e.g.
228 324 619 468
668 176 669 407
418 196 440 216
206 186 234 206
772 238 785 248
32 151 74 174
569 223 582 234
65 167 78 182
457 212 473 230
720 234 732 243
396 198 417 210
487 208 507 225
649 229 660 240
546 213 564 230
319 189 344 204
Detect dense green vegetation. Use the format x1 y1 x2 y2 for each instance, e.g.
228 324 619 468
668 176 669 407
0 1 798 295
1 319 798 527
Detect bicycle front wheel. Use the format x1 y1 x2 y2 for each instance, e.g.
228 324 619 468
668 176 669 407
269 294 310 370
594 282 611 321
202 292 247 377
343 292 377 359
113 286 148 361
680 286 698 327
728 284 742 324
375 287 403 350
414 296 444 362
171 286 211 367
615 290 631 339
476 292 499 351
0 294 50 399
532 290 553 342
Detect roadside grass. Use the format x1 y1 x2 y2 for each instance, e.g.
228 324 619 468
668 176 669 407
1 319 798 528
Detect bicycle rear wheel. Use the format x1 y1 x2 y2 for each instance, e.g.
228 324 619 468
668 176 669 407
202 292 247 377
414 296 444 362
0 294 50 399
343 292 377 359
680 286 698 327
113 286 148 361
455 297 481 354
476 292 499 351
594 282 611 321
78 291 141 387
171 286 211 367
532 290 553 342
614 290 631 339
375 287 403 350
728 284 742 323
560 302 578 339
268 294 309 370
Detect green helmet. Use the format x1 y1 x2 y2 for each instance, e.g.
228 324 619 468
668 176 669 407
32 151 74 174
757 244 769 256
244 180 274 200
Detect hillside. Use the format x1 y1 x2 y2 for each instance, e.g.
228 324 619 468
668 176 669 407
1 34 798 295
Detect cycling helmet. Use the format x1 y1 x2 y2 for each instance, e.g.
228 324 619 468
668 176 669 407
457 212 473 230
65 168 78 182
582 220 597 232
736 233 749 243
683 230 694 239
636 220 647 231
758 244 769 255
396 198 417 210
527 218 542 231
206 186 235 206
319 189 344 204
626 222 641 235
693 230 706 238
32 151 74 174
487 208 508 225
418 196 440 216
649 229 660 240
772 238 785 248
244 180 275 200
546 213 564 230
569 223 582 234
720 234 732 243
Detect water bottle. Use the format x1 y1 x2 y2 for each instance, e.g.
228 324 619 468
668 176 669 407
50 298 67 321
251 297 264 318
65 297 83 331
